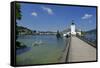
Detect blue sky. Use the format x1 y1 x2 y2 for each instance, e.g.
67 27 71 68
17 3 97 32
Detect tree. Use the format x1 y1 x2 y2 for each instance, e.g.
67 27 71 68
16 3 21 20
33 30 37 33
56 30 61 38
16 3 22 38
15 3 24 48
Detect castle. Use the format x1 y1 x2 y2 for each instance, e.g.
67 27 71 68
63 20 81 36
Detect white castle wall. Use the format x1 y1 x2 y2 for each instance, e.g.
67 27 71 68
71 25 76 35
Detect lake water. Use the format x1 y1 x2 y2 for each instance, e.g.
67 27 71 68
16 35 67 65
83 33 96 44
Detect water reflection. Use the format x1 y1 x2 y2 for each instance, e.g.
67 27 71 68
16 35 67 65
16 47 31 55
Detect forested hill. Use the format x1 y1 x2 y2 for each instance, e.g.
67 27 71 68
16 26 56 35
86 29 96 34
17 26 33 35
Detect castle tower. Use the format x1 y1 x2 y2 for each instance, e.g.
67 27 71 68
71 20 76 35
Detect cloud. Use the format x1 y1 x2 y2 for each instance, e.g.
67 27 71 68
31 12 38 16
42 6 53 15
82 14 92 19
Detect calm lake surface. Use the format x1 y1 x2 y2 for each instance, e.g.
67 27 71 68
83 33 96 44
16 35 67 65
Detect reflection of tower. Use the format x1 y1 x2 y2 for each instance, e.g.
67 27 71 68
71 20 76 35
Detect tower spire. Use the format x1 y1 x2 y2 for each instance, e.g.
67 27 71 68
71 20 74 25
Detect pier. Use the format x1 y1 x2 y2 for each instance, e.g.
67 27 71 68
59 36 96 62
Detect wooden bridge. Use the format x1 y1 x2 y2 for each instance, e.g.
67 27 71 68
59 36 97 63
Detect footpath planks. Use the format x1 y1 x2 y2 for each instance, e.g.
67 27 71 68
67 36 96 62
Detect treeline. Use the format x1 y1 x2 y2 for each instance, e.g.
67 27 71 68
17 26 57 35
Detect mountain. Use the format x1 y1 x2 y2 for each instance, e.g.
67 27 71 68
85 29 96 34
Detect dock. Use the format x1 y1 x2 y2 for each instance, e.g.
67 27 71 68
59 36 96 62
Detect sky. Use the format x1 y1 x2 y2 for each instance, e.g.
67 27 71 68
17 3 97 32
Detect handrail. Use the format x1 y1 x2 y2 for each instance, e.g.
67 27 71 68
76 35 96 48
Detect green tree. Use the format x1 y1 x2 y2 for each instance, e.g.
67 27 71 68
16 3 22 37
56 30 61 38
15 3 24 48
33 30 36 33
81 31 86 36
16 3 21 20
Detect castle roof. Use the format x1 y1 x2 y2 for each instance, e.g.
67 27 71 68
71 20 75 25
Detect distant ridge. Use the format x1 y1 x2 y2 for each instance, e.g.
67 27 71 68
86 29 96 34
17 26 33 35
